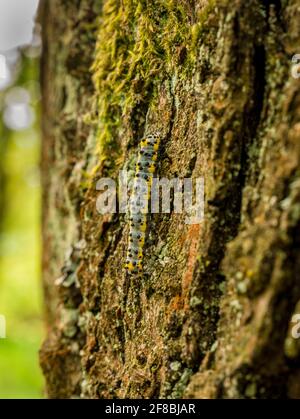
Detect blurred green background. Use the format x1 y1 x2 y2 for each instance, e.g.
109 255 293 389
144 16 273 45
0 6 44 397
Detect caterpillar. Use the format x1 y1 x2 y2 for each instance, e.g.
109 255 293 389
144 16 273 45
125 133 160 274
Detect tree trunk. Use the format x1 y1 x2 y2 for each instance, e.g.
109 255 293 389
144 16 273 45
39 0 300 399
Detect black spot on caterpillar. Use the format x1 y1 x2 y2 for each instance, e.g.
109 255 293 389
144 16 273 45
125 133 160 274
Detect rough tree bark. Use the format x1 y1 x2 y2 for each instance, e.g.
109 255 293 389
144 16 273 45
39 0 300 399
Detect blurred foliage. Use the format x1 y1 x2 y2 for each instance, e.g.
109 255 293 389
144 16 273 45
0 52 44 398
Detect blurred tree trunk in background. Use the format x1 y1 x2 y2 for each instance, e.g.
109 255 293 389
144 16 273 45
40 0 300 399
0 124 8 235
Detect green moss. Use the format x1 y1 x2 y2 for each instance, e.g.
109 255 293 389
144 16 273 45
91 0 216 168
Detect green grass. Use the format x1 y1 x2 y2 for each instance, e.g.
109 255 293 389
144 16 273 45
0 127 44 399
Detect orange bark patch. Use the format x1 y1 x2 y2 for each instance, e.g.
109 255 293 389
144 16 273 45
168 294 184 314
182 224 201 309
167 225 201 316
